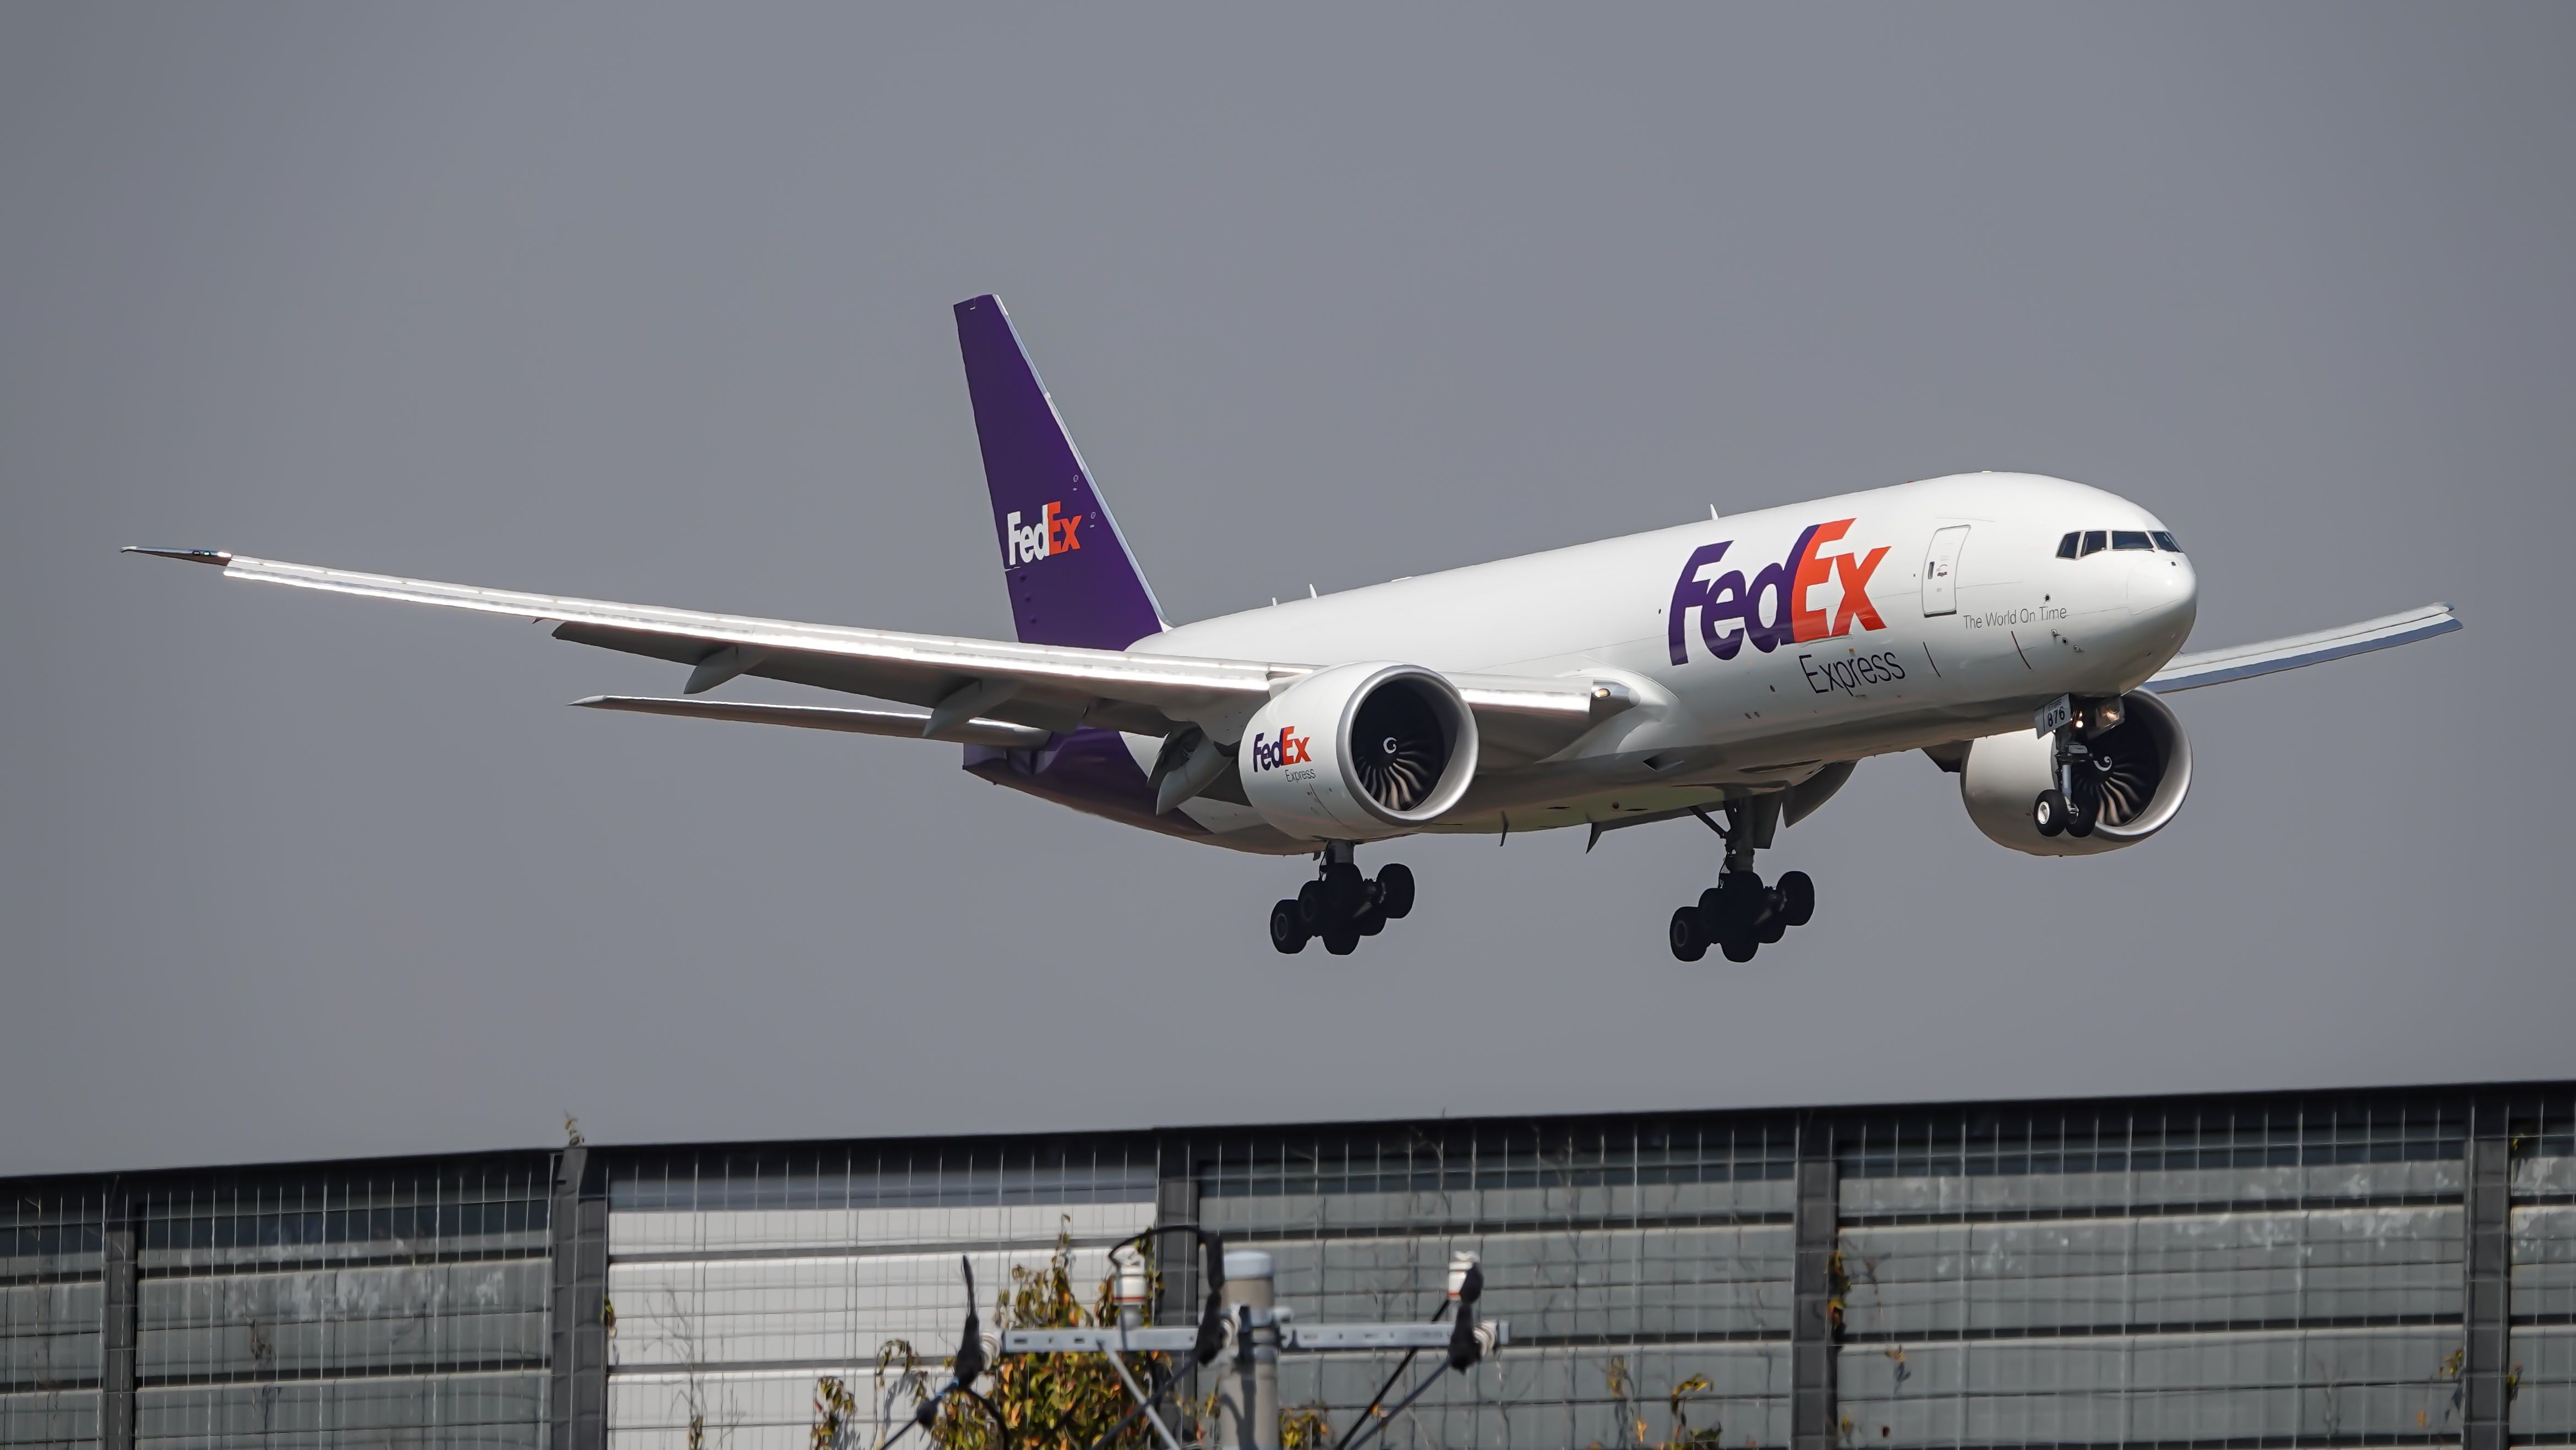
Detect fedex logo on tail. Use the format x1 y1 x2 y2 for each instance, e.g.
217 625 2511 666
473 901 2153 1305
1668 518 1890 665
1003 501 1084 567
1248 725 1311 773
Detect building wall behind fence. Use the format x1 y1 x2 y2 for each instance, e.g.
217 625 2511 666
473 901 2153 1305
598 1142 1157 1450
2 1157 552 1450
2515 1102 2576 1442
1833 1099 2470 1449
4 1085 2573 1450
1183 1117 1799 1450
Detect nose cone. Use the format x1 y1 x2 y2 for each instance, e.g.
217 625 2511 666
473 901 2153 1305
2126 551 2198 647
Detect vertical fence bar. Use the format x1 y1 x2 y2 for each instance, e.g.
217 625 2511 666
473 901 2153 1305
1155 1136 1200 1326
1792 1118 1840 1450
99 1195 137 1450
549 1146 609 1450
2462 1099 2511 1450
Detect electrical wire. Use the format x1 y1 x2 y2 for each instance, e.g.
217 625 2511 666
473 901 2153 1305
1329 1300 1451 1450
1338 1366 1449 1450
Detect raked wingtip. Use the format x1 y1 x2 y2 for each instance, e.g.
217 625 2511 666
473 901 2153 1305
123 546 233 566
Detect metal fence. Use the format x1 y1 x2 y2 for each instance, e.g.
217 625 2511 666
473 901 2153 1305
3 1085 2570 1450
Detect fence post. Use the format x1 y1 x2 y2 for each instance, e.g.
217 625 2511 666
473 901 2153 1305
100 1197 138 1450
2462 1103 2512 1450
1791 1120 1840 1450
550 1147 610 1450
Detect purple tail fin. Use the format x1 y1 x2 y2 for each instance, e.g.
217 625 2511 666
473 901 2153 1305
954 296 1167 651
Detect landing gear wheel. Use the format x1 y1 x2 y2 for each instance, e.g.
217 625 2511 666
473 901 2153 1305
1322 928 1360 956
1758 894 1788 945
1268 900 1309 954
1668 906 1709 962
2065 788 2097 838
1321 861 1366 922
1354 910 1385 937
1719 872 1765 932
1374 863 1415 920
1701 872 1764 961
1776 871 1815 928
1296 879 1327 929
2033 789 2068 838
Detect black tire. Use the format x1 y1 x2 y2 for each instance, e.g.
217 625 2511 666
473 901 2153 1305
1698 887 1728 932
1759 893 1788 945
1322 928 1360 956
1720 872 1766 934
1776 870 1815 928
1268 900 1308 954
2065 788 2097 838
1354 910 1386 937
1668 906 1709 962
1720 933 1759 963
2033 789 2067 838
1374 863 1416 920
1322 861 1367 922
1297 879 1329 930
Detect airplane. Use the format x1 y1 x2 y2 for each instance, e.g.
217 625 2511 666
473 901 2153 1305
128 294 2461 962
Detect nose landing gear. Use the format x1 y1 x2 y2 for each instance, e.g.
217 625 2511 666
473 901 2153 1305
1668 796 1816 962
2033 698 2118 838
1270 843 1415 955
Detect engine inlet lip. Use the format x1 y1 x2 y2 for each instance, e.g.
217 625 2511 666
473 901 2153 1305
2088 687 2192 842
1335 663 1480 827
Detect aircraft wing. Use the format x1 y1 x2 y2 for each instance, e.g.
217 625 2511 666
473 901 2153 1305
2145 602 2460 693
125 549 1604 758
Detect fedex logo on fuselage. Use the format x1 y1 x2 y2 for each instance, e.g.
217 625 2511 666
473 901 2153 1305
1003 501 1084 567
1668 518 1890 665
1248 725 1311 773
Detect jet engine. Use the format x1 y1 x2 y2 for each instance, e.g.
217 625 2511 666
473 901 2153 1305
1236 663 1480 841
1958 689 2192 856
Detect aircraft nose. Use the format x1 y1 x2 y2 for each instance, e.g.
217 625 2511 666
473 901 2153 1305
2126 550 2198 638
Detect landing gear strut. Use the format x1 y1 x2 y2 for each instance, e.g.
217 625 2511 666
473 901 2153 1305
1270 842 1415 955
2033 699 2114 839
1668 795 1815 963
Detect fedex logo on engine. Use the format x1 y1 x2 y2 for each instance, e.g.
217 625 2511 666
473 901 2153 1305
1248 725 1311 773
1668 518 1890 665
1003 501 1084 567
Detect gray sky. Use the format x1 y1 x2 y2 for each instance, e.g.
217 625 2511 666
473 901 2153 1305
6 6 2572 1177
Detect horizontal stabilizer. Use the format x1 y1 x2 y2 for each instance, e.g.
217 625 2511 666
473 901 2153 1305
2146 603 2460 693
572 696 1048 747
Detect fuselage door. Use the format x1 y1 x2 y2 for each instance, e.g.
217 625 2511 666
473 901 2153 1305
1922 526 1969 616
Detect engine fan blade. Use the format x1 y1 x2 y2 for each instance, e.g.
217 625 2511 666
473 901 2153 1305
1350 682 1454 813
2084 716 2162 826
1362 734 1442 810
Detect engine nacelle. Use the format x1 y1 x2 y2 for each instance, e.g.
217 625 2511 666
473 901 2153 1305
1237 663 1480 841
1960 689 2192 856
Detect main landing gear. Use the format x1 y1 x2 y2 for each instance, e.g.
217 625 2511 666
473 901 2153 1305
1667 795 1815 963
1270 842 1415 955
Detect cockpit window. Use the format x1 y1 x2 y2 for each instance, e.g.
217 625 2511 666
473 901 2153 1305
2113 530 2152 551
2080 530 2108 556
2153 530 2182 552
2056 532 2081 559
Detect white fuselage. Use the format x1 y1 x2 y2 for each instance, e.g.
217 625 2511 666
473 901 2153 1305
1129 473 2197 846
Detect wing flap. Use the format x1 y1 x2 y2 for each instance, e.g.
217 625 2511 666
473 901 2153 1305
572 695 1049 747
2146 603 2460 693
